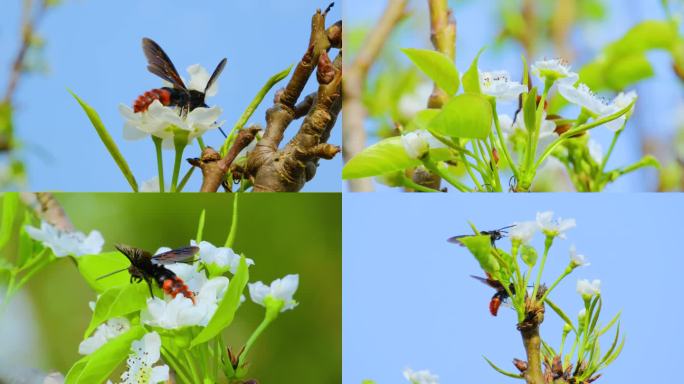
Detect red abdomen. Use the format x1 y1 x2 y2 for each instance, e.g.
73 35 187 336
133 88 172 113
162 276 196 304
489 297 501 316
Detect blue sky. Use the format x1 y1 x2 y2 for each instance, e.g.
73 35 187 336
1 0 341 191
344 0 682 192
343 194 684 383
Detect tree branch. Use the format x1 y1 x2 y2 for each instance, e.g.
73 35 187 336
244 5 342 192
343 0 408 192
187 126 260 192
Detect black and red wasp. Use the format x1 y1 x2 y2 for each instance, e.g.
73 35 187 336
133 38 227 126
97 244 199 304
470 272 516 316
447 224 515 247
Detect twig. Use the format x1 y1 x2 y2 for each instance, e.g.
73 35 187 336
244 6 342 192
187 127 260 192
343 0 408 192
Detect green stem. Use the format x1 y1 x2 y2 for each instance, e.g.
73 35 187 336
401 175 442 192
491 100 520 181
162 347 193 384
531 236 553 302
177 167 195 192
197 136 206 151
599 127 624 174
421 156 471 192
241 315 274 364
534 102 634 171
225 194 239 248
183 348 203 384
170 142 186 192
459 152 484 192
152 137 165 193
540 266 572 302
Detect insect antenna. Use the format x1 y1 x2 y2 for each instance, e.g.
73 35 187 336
96 267 129 280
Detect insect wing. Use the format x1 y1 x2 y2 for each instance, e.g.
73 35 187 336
142 38 187 90
446 235 469 246
151 246 199 265
205 58 227 94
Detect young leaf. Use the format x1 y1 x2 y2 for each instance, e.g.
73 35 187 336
69 91 138 192
84 283 148 338
78 252 130 293
523 87 537 133
428 93 492 139
401 48 460 95
65 326 145 384
483 356 523 379
458 235 498 274
520 244 538 267
462 48 486 94
342 136 451 179
190 256 250 347
0 192 19 251
196 209 206 244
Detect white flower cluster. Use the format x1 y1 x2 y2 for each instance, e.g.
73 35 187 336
403 368 439 384
509 211 576 243
25 220 104 257
401 130 447 159
118 64 224 148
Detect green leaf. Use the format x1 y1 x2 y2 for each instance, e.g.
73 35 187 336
604 21 677 57
544 298 577 333
196 209 206 244
520 244 538 267
84 283 148 338
0 192 20 251
483 356 522 378
190 256 250 347
70 91 138 192
77 252 130 293
401 48 460 95
604 54 654 90
65 326 145 384
462 48 486 94
404 109 441 132
458 235 498 274
523 87 537 133
428 93 492 139
221 65 292 155
342 136 452 179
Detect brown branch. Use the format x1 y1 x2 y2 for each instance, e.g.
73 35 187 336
21 192 74 231
343 0 408 192
3 0 49 104
188 127 260 192
244 6 341 192
516 289 546 384
407 0 456 190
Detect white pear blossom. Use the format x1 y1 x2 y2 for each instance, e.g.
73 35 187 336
479 70 526 102
403 368 439 384
120 332 169 384
576 279 601 298
509 221 537 244
25 221 104 257
141 263 229 329
78 317 130 355
536 211 576 239
401 130 445 159
602 91 637 132
190 240 254 274
119 64 224 148
249 274 299 312
399 82 433 118
569 245 589 267
531 58 578 86
558 83 608 116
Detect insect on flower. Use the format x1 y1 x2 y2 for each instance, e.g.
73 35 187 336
447 224 516 247
133 38 227 132
471 272 515 316
97 245 199 304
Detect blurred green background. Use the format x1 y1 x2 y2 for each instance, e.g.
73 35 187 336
0 193 341 383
